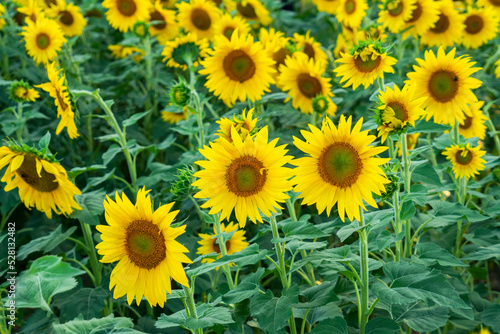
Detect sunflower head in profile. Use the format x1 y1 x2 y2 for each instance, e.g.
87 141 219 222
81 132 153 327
461 7 499 49
199 31 276 107
177 0 221 40
215 108 258 143
334 40 397 90
213 13 251 41
235 0 272 27
374 84 426 143
96 188 192 307
161 33 209 70
292 115 390 222
402 0 439 38
0 141 82 219
312 0 341 15
108 44 145 62
169 80 191 107
149 1 179 44
405 47 482 126
377 0 417 33
420 0 463 47
458 101 488 140
292 31 329 71
8 80 40 103
197 221 249 266
192 126 294 227
102 0 151 32
336 0 369 29
21 14 66 65
46 0 87 37
442 143 486 179
161 108 189 124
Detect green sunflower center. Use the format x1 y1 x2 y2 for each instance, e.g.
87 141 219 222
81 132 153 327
60 10 74 26
223 50 256 82
16 155 59 192
430 13 449 33
387 102 408 122
191 8 211 30
126 220 166 270
455 150 473 165
297 73 322 98
353 54 381 73
318 143 363 188
225 155 267 197
117 0 137 17
223 26 235 39
406 1 422 23
464 14 484 34
150 10 166 30
237 2 257 18
388 1 404 16
428 70 459 103
345 0 356 14
459 115 473 130
36 33 51 50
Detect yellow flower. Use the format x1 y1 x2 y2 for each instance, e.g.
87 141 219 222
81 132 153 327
420 0 463 47
197 221 249 265
477 0 500 17
378 0 417 33
0 3 6 30
193 126 294 227
359 24 388 42
0 145 81 219
149 0 179 44
177 0 221 40
402 0 440 38
21 15 66 65
405 47 482 126
161 108 189 123
18 0 45 23
108 44 144 62
102 0 151 32
312 0 341 14
215 108 257 143
213 13 251 41
459 101 488 140
292 31 329 70
46 0 87 37
259 28 293 74
336 0 368 29
161 33 209 70
235 0 272 26
35 62 79 139
442 143 486 179
495 57 500 79
333 33 353 59
292 115 390 222
199 31 276 107
96 188 192 307
9 81 40 103
461 7 499 49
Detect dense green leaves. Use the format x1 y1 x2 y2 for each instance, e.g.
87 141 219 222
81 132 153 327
17 226 77 260
156 303 234 330
53 315 145 334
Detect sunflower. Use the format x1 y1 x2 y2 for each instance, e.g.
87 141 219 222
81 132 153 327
235 0 272 26
334 41 397 90
477 0 500 16
360 24 388 42
420 0 463 47
292 31 329 71
109 44 144 62
0 3 7 30
18 0 45 23
278 53 337 115
161 108 189 123
102 0 151 32
375 84 426 143
461 7 499 49
405 47 482 126
213 13 251 41
159 0 176 9
312 0 341 14
333 33 352 59
336 0 368 29
20 15 66 65
149 1 179 44
402 0 439 38
199 31 276 107
458 101 488 140
378 0 417 33
292 115 390 222
397 132 420 156
35 62 79 139
495 58 500 79
259 28 293 74
442 143 486 179
9 81 40 103
45 0 87 37
0 144 81 219
96 188 192 307
161 33 209 70
177 0 221 40
193 126 294 227
197 221 249 265
215 108 257 143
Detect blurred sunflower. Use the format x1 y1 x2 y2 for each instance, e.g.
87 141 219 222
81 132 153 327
96 188 192 307
161 110 188 123
360 24 388 42
102 0 151 32
312 0 341 14
293 31 329 70
334 41 397 90
9 81 40 103
18 0 44 23
378 0 417 33
177 0 221 40
213 14 251 41
259 28 293 74
442 143 486 179
193 126 294 227
21 14 66 65
109 44 144 62
461 7 499 49
292 115 390 222
35 62 79 139
0 144 81 219
477 0 500 16
0 3 7 30
149 0 179 44
333 33 352 59
197 222 249 264
199 31 275 107
159 0 176 8
459 101 488 140
215 108 257 143
336 0 368 29
235 0 272 26
46 0 87 37
405 47 481 125
495 58 500 78
420 0 463 47
402 0 439 38
161 33 209 70
278 53 337 116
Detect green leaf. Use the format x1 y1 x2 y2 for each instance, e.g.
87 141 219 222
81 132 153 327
365 318 400 334
102 144 122 165
16 256 84 311
410 120 451 134
400 201 416 221
38 131 51 150
294 280 338 308
52 314 145 334
122 109 151 127
481 304 500 333
70 189 106 225
52 287 108 321
464 244 500 261
376 230 404 252
400 184 428 206
223 267 265 304
337 220 363 242
17 226 77 260
274 215 328 242
393 303 449 332
156 304 234 330
412 162 443 187
292 246 356 273
68 165 107 179
310 316 347 334
413 243 467 267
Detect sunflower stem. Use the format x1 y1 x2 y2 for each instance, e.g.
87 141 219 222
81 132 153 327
143 35 156 138
357 208 369 334
80 221 102 287
186 58 205 147
400 133 413 257
15 102 24 141
388 137 395 159
392 190 402 262
454 177 468 258
182 284 203 334
453 120 460 145
213 212 235 290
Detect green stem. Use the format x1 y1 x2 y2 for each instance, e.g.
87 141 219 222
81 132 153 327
80 222 102 286
65 257 96 286
388 137 395 159
452 120 460 145
400 133 412 257
213 212 235 290
358 208 369 334
183 284 203 334
454 177 467 258
392 190 402 262
16 102 24 141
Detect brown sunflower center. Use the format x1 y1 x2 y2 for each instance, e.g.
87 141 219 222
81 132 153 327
125 220 166 270
60 10 74 26
117 0 137 17
303 43 315 59
16 155 59 192
388 1 404 16
150 10 166 30
430 13 449 33
345 0 356 14
455 150 473 165
297 73 322 98
191 8 211 30
211 0 223 6
353 54 381 73
489 0 500 6
406 1 422 23
36 33 51 50
464 15 484 34
225 155 267 196
237 2 257 18
459 115 473 130
45 0 56 6
318 143 363 188
223 26 235 39
273 47 291 70
223 50 256 82
428 70 459 103
388 102 408 121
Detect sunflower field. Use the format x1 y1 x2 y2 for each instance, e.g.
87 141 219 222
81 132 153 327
1 0 500 333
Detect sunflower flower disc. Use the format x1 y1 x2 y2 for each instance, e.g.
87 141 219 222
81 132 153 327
235 0 272 26
459 101 488 140
442 143 486 179
46 0 87 37
177 0 221 40
378 0 417 33
102 0 151 32
420 0 463 47
460 7 499 49
148 0 179 44
402 0 440 38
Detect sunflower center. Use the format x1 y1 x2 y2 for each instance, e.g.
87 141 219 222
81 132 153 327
59 10 74 26
16 155 59 192
489 0 500 6
430 13 449 33
125 220 166 270
45 0 56 6
388 102 408 122
318 143 363 188
345 0 356 14
223 26 235 39
406 1 422 23
459 115 473 130
303 43 315 59
388 1 404 16
191 8 211 30
225 155 267 196
455 150 473 165
237 2 257 18
14 86 28 99
150 10 166 30
297 73 322 98
353 54 381 73
273 47 291 69
223 50 256 82
428 70 459 103
464 15 484 34
117 0 137 17
36 33 51 50
212 0 223 6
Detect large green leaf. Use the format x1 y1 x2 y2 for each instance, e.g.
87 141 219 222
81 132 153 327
70 189 106 225
294 280 338 308
310 316 347 334
52 287 108 322
223 267 265 304
414 243 467 267
273 215 328 242
365 318 400 334
481 304 500 333
156 303 234 330
412 162 443 187
393 303 449 332
464 244 500 261
53 314 145 334
18 226 77 260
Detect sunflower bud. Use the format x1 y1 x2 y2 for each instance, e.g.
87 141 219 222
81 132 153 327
169 81 191 107
171 165 197 201
312 95 329 114
8 81 40 103
132 21 148 38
